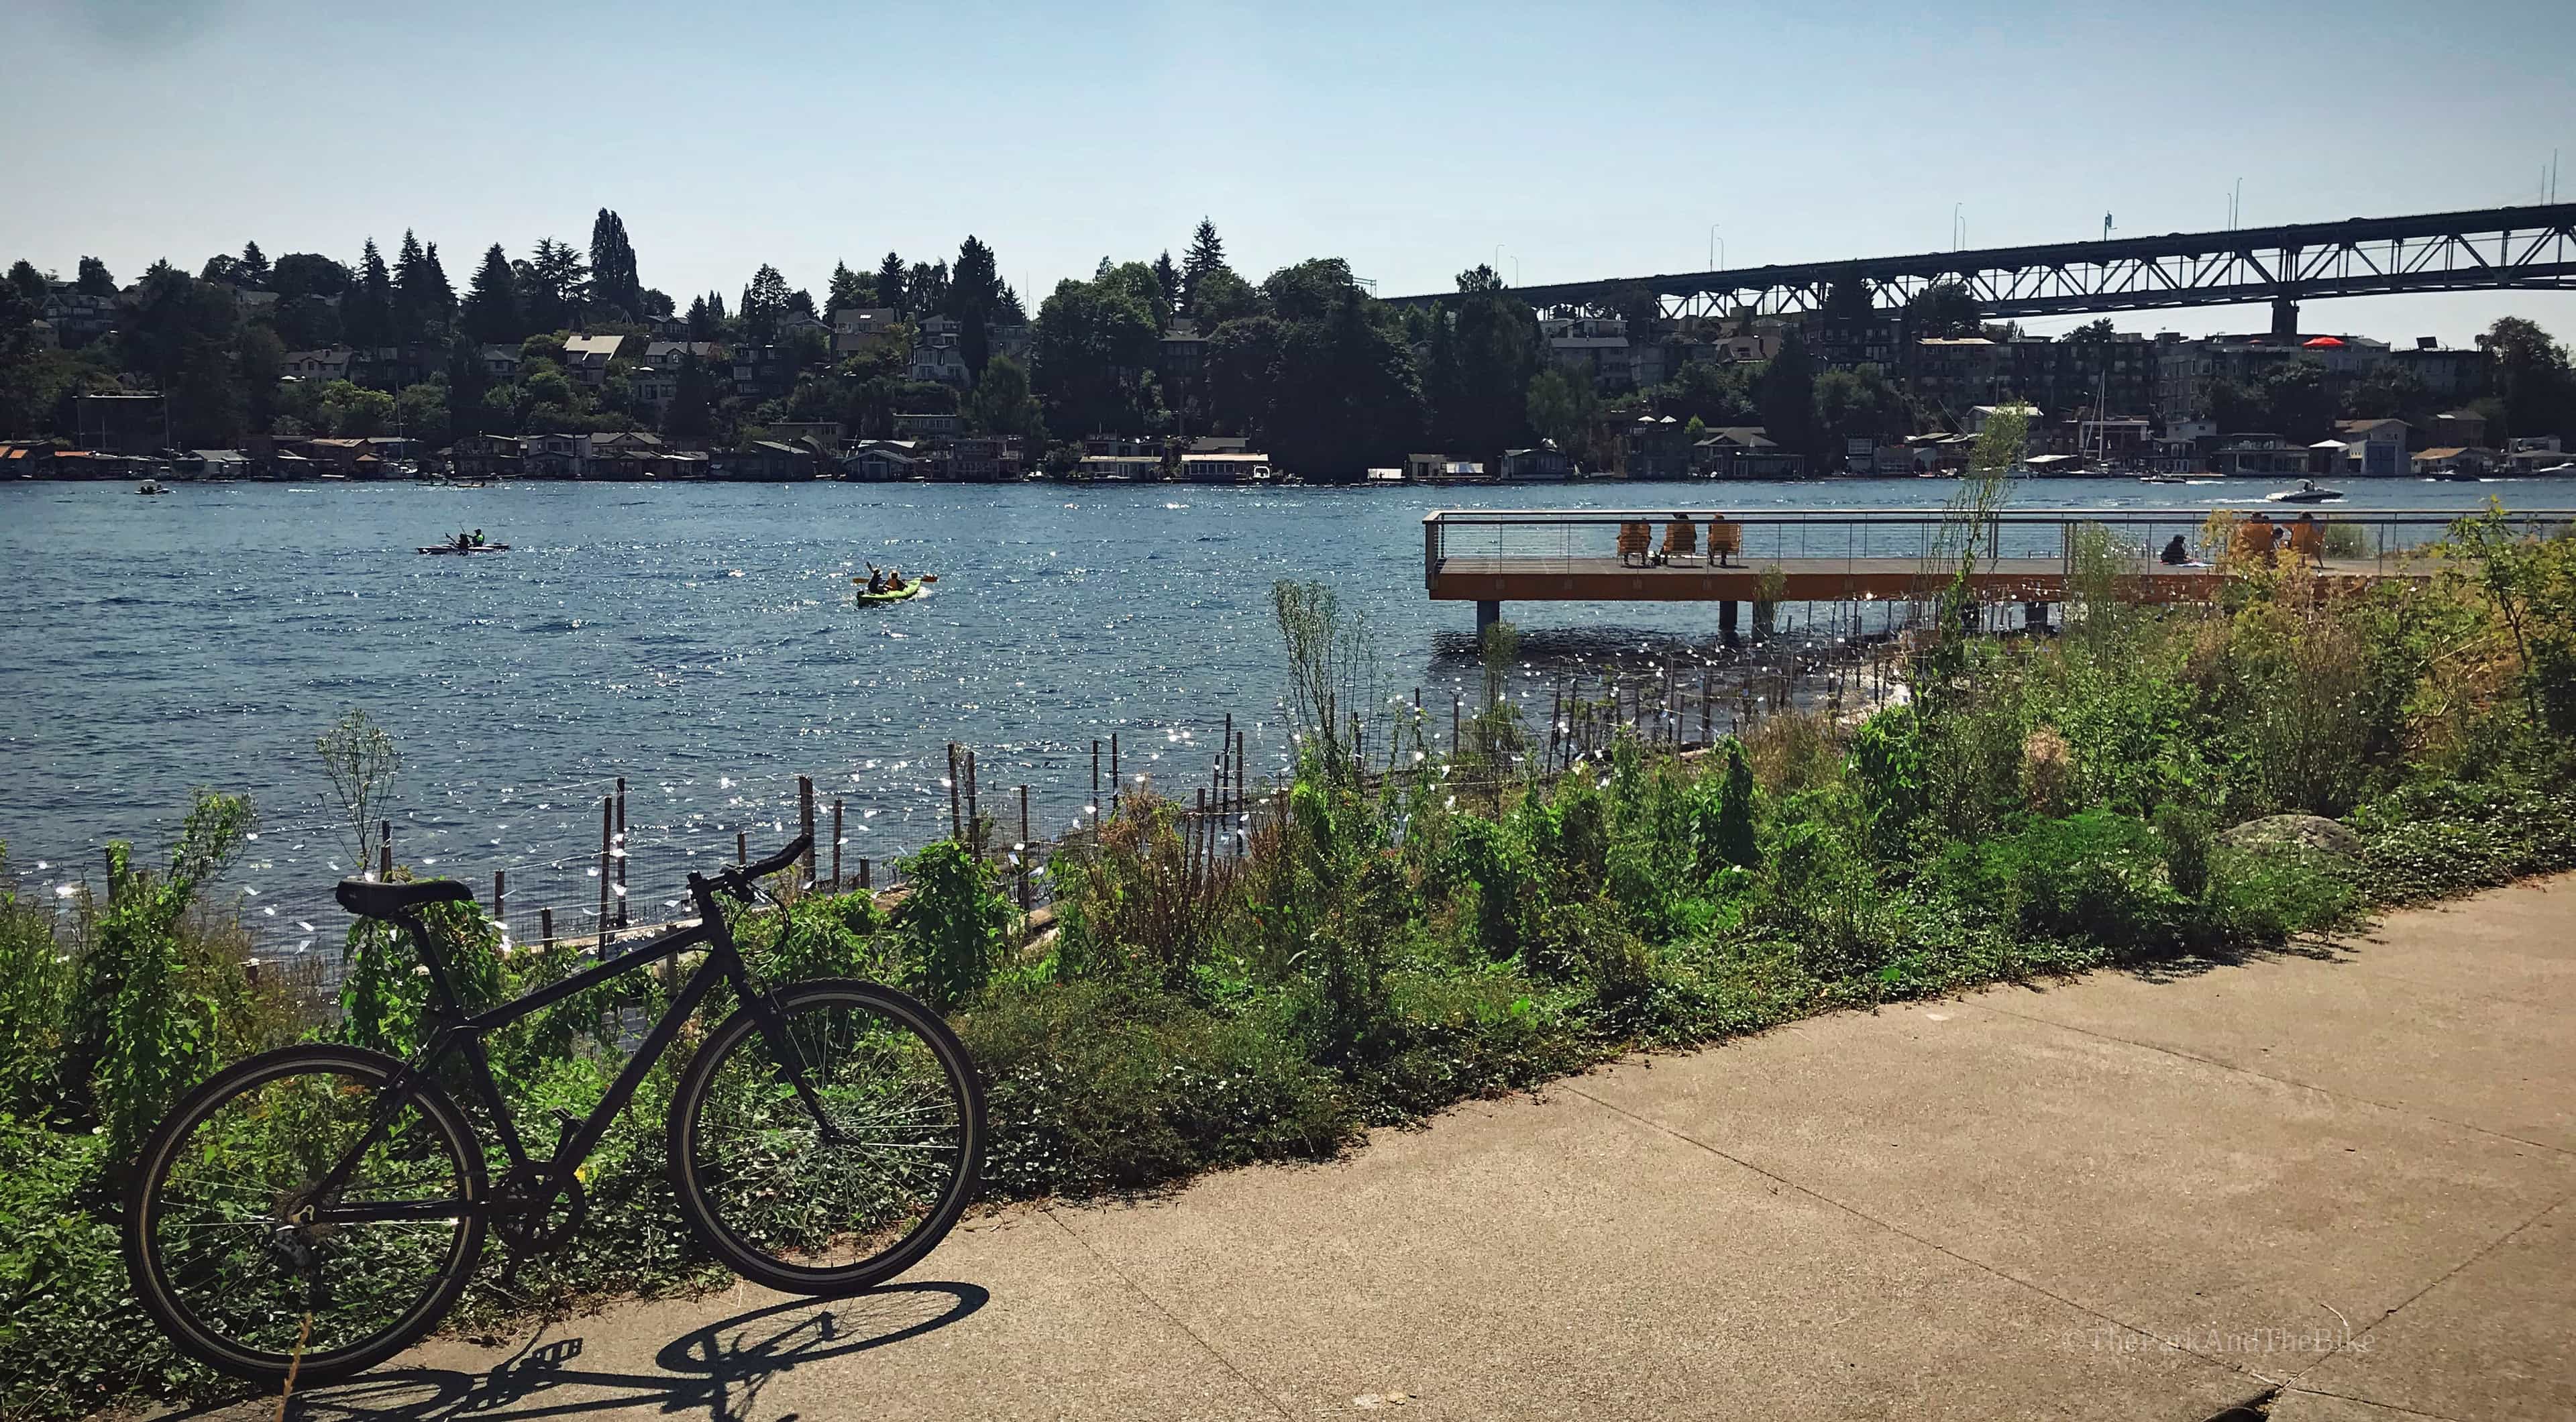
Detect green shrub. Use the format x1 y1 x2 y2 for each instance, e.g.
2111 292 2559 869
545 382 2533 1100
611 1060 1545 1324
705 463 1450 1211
1939 810 2185 952
2204 846 2360 942
894 840 1013 1009
1849 706 1927 851
2154 801 2215 900
0 854 74 1114
962 977 1350 1195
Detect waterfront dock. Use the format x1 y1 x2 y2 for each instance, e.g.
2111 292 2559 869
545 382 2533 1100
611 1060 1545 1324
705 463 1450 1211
1423 506 2573 633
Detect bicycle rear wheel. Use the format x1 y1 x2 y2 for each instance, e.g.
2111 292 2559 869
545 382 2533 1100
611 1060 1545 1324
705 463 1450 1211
669 979 983 1294
123 1044 486 1384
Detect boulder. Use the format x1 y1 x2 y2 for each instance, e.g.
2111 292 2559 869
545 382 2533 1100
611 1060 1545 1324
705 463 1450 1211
2216 813 2363 858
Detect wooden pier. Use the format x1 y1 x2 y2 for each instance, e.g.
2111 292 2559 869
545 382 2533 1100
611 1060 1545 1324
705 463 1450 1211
1423 506 2569 634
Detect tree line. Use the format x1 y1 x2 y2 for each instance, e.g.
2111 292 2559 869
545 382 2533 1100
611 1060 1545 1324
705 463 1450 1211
8 208 2573 472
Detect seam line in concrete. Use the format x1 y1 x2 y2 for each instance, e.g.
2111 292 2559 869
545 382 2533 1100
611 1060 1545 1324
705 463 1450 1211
1962 997 2576 1159
1558 1082 2269 1390
2280 1193 2574 1394
1038 1203 1296 1420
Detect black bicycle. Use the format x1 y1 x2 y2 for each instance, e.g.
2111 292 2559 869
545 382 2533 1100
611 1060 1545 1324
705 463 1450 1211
120 834 985 1384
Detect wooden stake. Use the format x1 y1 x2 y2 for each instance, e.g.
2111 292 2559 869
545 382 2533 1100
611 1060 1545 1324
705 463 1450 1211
737 829 748 866
797 775 815 883
493 870 505 924
831 799 843 888
541 906 554 949
947 744 963 841
596 797 612 950
614 778 629 926
379 820 392 881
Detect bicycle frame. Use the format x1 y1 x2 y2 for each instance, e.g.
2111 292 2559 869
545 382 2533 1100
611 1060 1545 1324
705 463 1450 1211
310 873 810 1230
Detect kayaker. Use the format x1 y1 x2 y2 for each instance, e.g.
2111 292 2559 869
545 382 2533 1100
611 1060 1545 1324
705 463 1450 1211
472 529 485 546
867 568 888 594
885 568 906 592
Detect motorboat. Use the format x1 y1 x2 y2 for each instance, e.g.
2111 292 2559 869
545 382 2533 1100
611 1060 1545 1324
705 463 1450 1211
2268 482 2345 504
137 480 166 496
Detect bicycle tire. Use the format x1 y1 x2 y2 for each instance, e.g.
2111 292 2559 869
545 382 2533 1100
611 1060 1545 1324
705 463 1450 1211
123 1044 486 1384
667 978 984 1294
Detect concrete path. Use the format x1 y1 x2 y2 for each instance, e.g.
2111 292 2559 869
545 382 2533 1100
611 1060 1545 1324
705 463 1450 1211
222 876 2575 1422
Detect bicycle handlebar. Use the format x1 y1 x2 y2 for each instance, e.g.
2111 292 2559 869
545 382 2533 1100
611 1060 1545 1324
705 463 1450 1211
709 834 813 901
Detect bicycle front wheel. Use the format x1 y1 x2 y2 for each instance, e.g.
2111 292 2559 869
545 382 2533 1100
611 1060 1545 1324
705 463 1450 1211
122 1044 486 1384
669 979 983 1294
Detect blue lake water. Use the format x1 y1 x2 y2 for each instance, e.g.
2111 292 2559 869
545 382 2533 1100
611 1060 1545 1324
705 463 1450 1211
4 476 2566 932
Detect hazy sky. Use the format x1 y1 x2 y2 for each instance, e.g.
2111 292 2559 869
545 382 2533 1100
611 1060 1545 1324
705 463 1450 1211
5 0 2571 344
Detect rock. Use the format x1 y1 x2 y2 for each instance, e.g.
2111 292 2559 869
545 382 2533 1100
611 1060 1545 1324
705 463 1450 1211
2216 813 2363 858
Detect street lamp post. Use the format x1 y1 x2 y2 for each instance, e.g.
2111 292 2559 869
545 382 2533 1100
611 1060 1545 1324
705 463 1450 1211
1707 224 1725 270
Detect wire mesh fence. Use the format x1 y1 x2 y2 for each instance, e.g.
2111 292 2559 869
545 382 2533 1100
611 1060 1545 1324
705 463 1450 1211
23 641 1938 1026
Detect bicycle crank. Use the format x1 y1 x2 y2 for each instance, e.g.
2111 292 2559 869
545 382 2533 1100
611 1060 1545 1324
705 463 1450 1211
493 1165 588 1255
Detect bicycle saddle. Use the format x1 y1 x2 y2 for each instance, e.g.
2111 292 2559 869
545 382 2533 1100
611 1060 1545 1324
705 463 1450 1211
335 877 476 918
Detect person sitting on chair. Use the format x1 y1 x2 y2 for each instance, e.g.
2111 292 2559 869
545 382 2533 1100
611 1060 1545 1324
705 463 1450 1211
2159 534 2190 566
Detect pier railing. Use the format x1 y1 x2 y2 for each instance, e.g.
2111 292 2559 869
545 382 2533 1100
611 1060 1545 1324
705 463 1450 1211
1423 506 2576 591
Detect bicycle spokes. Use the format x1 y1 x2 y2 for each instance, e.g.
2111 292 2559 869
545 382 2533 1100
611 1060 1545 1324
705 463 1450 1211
690 993 969 1272
147 1063 475 1359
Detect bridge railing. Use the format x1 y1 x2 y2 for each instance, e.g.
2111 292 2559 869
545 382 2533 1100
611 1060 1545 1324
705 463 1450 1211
1422 506 2576 590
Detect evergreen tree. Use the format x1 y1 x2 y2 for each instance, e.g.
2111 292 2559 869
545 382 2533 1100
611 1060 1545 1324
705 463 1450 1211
76 256 115 296
665 352 715 439
345 239 394 349
461 243 523 345
875 252 906 315
7 260 46 304
409 239 458 342
828 261 872 314
239 241 270 285
740 264 792 343
949 235 1005 379
513 238 588 333
443 335 491 435
1152 251 1181 315
1757 329 1822 461
1181 219 1225 315
587 209 642 318
686 293 715 341
391 231 431 342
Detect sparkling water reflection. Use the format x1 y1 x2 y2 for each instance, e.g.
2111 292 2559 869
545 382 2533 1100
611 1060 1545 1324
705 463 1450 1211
4 477 2563 908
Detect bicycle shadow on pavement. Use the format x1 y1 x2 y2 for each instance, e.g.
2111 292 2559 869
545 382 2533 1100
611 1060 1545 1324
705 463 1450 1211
257 1281 987 1422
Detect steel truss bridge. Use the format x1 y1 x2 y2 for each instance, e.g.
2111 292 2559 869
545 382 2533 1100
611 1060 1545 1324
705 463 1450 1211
1381 204 2576 329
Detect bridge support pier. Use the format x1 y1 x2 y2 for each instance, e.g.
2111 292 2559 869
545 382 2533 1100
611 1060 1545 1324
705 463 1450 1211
1719 600 1741 647
1475 599 1502 638
2271 295 2300 338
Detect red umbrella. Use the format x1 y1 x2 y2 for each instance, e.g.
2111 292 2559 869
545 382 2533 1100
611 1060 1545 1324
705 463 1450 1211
2302 336 2345 348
